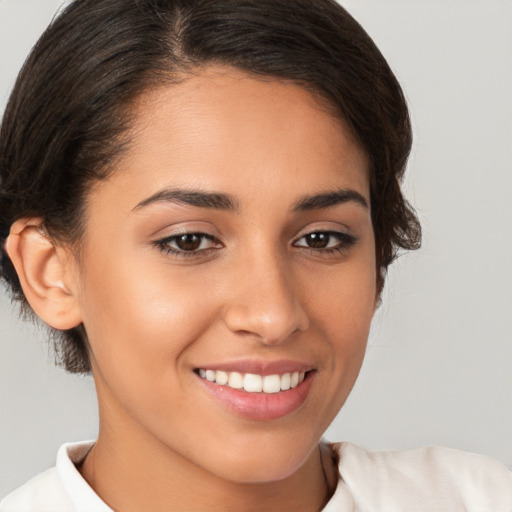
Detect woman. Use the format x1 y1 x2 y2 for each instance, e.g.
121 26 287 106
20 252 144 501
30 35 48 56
0 0 511 510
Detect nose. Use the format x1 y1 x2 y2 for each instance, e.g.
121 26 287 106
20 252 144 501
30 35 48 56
222 253 310 345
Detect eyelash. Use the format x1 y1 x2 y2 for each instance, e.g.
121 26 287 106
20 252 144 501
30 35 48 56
154 230 357 258
292 230 358 255
154 233 221 257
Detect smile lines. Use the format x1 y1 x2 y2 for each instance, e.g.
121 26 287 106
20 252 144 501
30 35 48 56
197 369 307 394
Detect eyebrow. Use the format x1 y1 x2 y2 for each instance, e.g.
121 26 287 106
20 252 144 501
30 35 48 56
133 187 368 213
133 188 239 211
292 189 369 211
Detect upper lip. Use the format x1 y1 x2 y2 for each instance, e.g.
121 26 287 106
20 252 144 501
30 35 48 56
194 359 315 376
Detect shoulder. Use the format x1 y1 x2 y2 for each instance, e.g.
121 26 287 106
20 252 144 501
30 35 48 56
331 442 512 511
0 467 73 512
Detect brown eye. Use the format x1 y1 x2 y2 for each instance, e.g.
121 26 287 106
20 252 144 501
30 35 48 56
304 232 330 249
293 230 358 253
175 234 202 251
155 232 221 257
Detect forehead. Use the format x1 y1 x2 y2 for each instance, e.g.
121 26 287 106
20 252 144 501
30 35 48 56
101 66 370 210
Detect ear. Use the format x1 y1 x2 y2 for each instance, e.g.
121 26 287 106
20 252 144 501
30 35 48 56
5 218 83 330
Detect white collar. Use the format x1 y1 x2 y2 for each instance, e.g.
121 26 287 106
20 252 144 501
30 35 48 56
56 441 113 512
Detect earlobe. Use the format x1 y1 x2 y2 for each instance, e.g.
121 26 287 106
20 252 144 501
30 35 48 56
5 218 83 330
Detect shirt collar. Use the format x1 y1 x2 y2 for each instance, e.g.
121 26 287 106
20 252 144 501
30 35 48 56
56 441 113 512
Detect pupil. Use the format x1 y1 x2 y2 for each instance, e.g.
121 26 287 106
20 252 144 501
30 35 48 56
177 234 201 251
307 232 329 248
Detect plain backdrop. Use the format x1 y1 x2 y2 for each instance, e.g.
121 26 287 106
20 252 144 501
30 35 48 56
1 0 511 498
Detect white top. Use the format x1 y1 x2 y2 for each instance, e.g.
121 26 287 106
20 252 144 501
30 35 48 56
1 441 511 511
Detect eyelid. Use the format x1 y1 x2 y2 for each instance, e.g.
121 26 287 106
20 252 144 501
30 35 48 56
291 228 358 254
143 213 227 240
293 229 355 243
292 221 353 241
153 230 224 258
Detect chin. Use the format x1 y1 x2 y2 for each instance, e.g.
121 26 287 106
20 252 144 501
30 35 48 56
196 432 319 484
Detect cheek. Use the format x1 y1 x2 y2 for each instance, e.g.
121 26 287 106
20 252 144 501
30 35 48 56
78 254 220 382
309 249 376 389
312 245 376 334
78 259 225 443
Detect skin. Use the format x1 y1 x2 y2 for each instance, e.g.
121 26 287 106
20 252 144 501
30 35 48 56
12 66 377 511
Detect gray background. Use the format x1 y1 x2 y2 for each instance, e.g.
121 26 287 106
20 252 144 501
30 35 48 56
1 0 511 498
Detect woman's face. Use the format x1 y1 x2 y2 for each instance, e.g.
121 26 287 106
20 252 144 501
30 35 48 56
73 67 376 483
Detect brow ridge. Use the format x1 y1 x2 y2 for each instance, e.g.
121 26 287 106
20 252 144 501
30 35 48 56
292 189 369 211
133 187 367 213
133 188 238 211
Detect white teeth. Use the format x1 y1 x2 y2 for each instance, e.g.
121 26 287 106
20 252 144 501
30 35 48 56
244 373 263 393
280 373 291 391
263 374 281 394
228 371 244 389
215 370 229 385
198 368 308 393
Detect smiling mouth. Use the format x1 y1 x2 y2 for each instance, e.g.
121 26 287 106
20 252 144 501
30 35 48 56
195 369 309 394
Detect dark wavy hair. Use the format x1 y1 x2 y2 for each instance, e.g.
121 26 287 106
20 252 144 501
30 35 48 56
0 0 421 373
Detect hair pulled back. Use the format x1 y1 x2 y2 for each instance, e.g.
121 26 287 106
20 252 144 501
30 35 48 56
0 0 421 373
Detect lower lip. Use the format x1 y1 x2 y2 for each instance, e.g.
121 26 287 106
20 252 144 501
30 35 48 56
197 372 315 421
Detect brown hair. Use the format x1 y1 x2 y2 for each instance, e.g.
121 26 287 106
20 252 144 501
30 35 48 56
0 0 421 373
